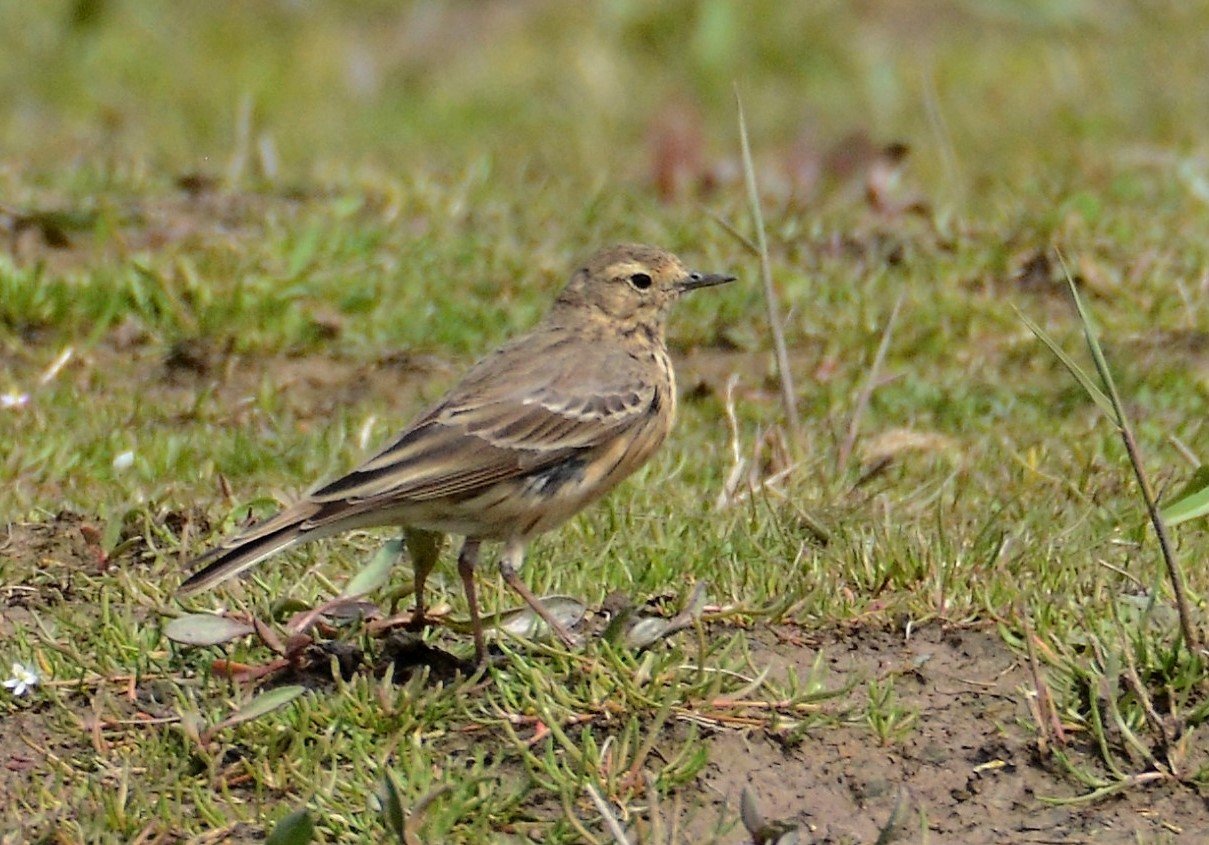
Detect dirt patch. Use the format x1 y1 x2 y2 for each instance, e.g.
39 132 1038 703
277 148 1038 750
1 512 101 576
3 337 455 456
0 706 82 817
685 623 1205 844
1 514 107 630
1 188 312 274
153 340 455 427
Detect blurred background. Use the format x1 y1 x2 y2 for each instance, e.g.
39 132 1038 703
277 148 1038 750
5 0 1209 211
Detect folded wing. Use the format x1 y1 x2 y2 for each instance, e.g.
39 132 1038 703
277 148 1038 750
310 337 657 505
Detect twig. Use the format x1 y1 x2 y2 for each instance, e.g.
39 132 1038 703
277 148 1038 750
39 346 74 385
1118 629 1178 761
1093 557 1147 591
715 374 747 510
735 86 801 445
837 293 905 473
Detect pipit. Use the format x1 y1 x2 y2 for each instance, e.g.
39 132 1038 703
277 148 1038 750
179 244 735 663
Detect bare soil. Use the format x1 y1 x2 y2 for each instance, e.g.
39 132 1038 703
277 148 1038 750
690 624 1207 844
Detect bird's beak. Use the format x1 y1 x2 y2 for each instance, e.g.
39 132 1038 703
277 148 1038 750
678 271 737 293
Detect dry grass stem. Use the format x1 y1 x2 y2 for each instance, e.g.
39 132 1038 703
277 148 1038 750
735 86 801 446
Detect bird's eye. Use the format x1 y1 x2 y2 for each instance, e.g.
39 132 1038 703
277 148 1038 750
629 272 653 290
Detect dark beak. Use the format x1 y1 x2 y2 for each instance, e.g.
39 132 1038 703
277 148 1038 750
678 271 736 293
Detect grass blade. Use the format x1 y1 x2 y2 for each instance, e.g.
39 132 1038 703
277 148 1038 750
838 292 904 474
1014 307 1113 418
1159 467 1209 526
1057 265 1200 653
735 85 801 446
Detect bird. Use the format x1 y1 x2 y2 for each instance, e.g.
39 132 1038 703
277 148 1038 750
178 244 736 664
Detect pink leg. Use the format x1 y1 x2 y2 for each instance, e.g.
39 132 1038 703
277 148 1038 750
498 539 578 649
456 538 486 664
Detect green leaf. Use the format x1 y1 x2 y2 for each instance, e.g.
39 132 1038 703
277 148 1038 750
342 538 405 598
287 223 323 278
1160 466 1209 526
1063 272 1119 417
208 685 306 734
380 769 407 843
265 808 315 845
164 613 254 646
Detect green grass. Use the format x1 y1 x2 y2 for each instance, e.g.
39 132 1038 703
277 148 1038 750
4 2 1209 842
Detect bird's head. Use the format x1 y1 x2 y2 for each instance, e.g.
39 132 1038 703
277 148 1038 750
553 244 735 331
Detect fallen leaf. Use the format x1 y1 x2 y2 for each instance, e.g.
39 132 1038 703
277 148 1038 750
205 685 306 737
164 613 254 647
495 596 587 639
859 428 957 468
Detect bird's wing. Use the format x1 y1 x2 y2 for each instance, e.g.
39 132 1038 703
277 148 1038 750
308 334 661 505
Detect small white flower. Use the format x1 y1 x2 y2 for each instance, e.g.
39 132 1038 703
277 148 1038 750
113 450 135 471
0 392 29 409
3 661 40 696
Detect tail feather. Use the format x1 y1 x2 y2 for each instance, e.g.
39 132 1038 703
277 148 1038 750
177 527 300 596
178 502 326 596
178 489 420 597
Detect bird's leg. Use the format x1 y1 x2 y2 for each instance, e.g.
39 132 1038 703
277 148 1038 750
456 538 486 664
404 528 444 629
498 539 579 650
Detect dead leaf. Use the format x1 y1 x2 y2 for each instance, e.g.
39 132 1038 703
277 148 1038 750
1014 250 1057 293
859 428 957 468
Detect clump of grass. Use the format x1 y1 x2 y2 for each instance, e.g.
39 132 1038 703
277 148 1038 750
1019 265 1208 799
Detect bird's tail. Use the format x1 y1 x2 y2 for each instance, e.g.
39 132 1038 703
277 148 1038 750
177 502 324 597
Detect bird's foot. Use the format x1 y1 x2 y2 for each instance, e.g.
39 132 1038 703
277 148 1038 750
405 609 434 632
